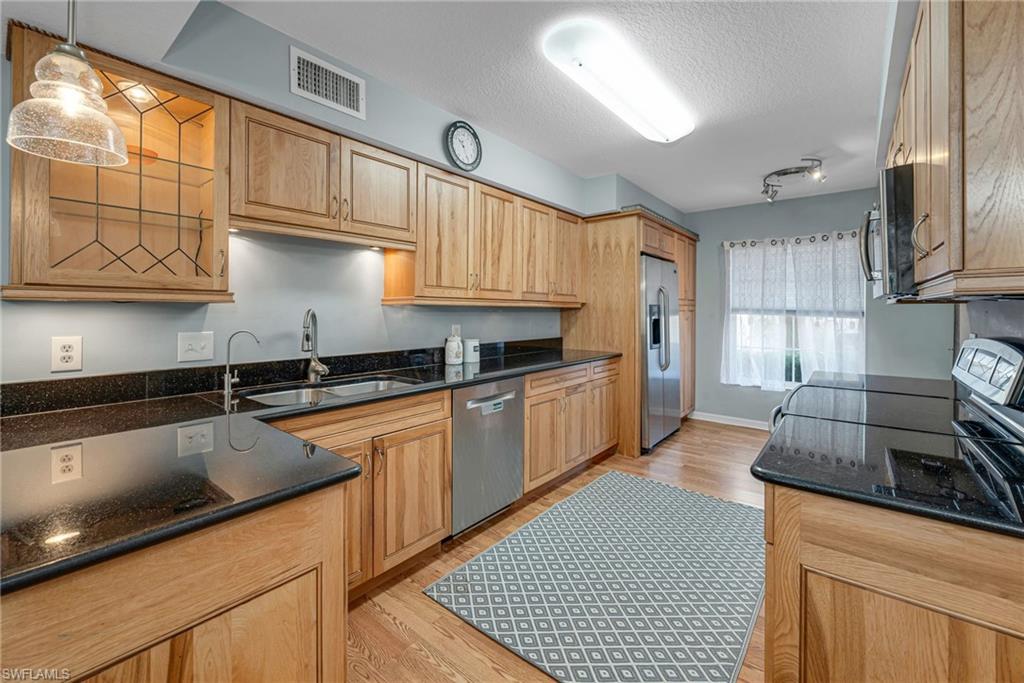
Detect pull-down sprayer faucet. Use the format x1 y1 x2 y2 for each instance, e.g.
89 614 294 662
302 308 330 384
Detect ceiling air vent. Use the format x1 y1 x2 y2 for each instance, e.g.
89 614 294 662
289 46 366 120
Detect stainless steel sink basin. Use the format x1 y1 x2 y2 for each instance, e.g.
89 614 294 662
243 376 421 406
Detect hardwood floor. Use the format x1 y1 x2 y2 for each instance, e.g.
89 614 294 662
347 418 770 682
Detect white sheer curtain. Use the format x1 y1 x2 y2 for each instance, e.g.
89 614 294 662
721 230 865 391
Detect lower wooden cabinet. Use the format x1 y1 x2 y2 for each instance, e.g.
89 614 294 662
86 572 320 683
1 487 346 681
273 390 453 591
372 419 452 573
763 484 1024 682
524 360 620 492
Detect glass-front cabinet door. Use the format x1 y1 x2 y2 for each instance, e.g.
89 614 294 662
7 26 231 301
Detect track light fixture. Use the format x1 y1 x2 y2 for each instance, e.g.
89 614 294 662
760 157 826 202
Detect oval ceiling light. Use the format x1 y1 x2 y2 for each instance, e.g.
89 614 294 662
542 18 695 143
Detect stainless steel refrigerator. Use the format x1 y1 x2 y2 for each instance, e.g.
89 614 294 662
641 254 681 451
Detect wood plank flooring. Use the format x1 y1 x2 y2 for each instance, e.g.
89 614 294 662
347 418 770 682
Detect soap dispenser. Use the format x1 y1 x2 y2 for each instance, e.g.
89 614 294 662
445 324 464 365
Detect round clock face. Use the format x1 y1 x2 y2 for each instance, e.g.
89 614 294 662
446 121 482 171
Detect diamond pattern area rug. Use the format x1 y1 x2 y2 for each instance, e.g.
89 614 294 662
424 471 765 683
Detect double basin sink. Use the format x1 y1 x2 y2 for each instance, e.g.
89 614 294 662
240 375 422 407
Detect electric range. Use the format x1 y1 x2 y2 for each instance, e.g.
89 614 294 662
752 337 1024 537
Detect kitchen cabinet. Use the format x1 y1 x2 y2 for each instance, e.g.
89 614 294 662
523 360 620 492
763 484 1024 682
415 165 475 298
885 0 1024 298
642 219 676 260
334 439 374 588
86 572 319 683
520 199 556 301
551 212 586 303
680 305 696 416
372 419 452 574
474 184 520 299
229 101 341 232
676 235 697 303
340 138 417 244
523 391 565 492
271 390 452 591
588 374 620 456
1 487 347 681
4 25 232 302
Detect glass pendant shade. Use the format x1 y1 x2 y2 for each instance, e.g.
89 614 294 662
6 47 128 166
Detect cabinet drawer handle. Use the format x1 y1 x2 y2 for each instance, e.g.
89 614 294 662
911 212 930 257
331 195 339 219
374 446 386 475
217 249 226 278
365 450 373 479
342 197 350 221
892 142 904 166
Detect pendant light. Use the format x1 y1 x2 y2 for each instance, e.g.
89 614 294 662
5 0 128 166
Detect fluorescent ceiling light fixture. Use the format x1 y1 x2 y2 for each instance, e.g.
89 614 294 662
542 18 695 143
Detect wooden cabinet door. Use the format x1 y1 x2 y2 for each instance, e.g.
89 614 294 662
85 572 320 683
680 306 695 416
474 184 520 299
230 101 341 231
524 391 564 492
562 383 590 469
332 439 374 589
642 220 664 256
900 58 915 167
520 199 555 300
551 212 585 303
372 419 452 574
922 0 952 282
676 235 696 303
416 165 475 298
340 138 416 244
589 376 619 456
912 2 933 285
802 571 1024 683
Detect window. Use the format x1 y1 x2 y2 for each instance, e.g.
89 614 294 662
721 231 865 391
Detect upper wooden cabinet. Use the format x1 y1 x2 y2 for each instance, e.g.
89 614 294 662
230 101 341 232
520 199 556 301
887 0 1024 299
383 167 585 308
676 234 697 303
341 139 416 244
641 219 677 261
416 165 475 298
4 26 231 302
475 184 520 299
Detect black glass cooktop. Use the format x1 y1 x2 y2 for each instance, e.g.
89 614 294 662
751 415 1024 537
781 385 1021 442
804 371 956 399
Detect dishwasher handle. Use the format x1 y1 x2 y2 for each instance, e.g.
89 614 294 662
466 391 517 409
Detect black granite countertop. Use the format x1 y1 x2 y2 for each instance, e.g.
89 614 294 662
1 347 618 593
751 414 1024 539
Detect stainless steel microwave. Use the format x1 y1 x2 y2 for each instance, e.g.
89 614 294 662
859 165 918 299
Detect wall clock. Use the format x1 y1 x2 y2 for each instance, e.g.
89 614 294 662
445 120 482 172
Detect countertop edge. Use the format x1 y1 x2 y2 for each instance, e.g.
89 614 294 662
750 463 1024 540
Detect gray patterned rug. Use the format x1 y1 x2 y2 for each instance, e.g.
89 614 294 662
424 471 765 683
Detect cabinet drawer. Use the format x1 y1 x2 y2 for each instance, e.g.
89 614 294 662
524 364 591 397
270 390 451 449
590 358 621 379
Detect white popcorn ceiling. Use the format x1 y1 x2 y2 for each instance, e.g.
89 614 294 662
226 1 890 213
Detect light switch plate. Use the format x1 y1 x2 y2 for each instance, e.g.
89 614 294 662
51 336 82 372
178 331 214 362
51 443 83 483
177 422 214 457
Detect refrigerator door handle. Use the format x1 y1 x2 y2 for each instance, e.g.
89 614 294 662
658 286 670 371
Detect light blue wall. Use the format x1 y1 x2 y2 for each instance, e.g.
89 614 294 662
614 176 687 226
685 187 955 423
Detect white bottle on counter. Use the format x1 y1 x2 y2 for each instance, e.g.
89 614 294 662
445 324 463 365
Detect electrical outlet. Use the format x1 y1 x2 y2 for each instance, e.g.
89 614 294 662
51 336 82 372
178 331 215 362
51 443 83 484
177 422 214 457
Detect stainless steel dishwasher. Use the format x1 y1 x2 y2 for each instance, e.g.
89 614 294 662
451 377 524 536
